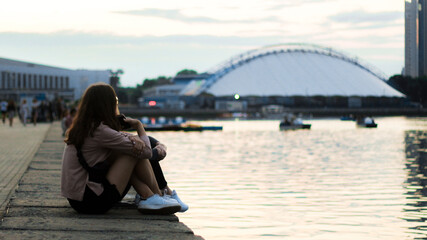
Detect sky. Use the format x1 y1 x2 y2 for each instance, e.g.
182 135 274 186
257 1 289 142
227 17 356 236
0 0 404 87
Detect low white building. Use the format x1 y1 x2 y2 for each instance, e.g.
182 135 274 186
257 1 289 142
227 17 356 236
181 43 404 98
143 84 183 97
0 57 110 101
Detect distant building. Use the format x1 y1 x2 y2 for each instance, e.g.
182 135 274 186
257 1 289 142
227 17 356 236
172 73 210 86
405 0 419 77
140 73 210 109
147 44 407 111
179 43 405 109
143 84 182 97
0 57 110 102
420 0 427 76
405 0 427 77
181 44 403 96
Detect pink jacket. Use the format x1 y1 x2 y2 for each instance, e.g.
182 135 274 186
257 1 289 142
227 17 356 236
61 123 149 201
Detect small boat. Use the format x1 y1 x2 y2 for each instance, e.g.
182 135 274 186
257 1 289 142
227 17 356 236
279 113 311 131
356 122 378 128
356 116 377 128
143 124 183 131
201 126 223 131
340 116 355 121
279 123 311 130
141 117 223 132
144 124 223 132
182 123 203 132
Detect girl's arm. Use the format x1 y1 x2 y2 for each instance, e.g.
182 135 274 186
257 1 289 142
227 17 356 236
125 117 152 158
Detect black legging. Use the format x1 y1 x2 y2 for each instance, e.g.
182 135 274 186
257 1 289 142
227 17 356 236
148 136 167 189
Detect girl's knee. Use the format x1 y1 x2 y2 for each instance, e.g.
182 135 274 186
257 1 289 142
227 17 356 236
109 152 137 164
118 154 138 164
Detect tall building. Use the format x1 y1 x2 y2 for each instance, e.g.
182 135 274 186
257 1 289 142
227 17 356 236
405 0 427 77
405 0 419 77
419 0 427 76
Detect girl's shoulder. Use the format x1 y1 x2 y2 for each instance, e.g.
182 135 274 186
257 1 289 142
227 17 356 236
97 122 111 130
94 122 119 136
91 122 129 145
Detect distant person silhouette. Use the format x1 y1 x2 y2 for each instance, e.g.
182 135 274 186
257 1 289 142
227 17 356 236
6 100 16 127
20 99 30 126
1 99 7 124
31 98 41 126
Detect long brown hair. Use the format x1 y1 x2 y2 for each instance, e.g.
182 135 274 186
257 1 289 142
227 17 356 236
65 82 120 148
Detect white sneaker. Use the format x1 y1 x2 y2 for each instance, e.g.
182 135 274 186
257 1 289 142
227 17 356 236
169 190 189 213
137 194 181 215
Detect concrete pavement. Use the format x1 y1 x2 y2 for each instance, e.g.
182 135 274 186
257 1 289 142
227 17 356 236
0 118 51 218
0 121 203 239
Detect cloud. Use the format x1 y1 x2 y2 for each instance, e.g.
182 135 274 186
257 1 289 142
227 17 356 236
266 0 336 10
114 8 280 24
329 10 402 24
116 9 218 23
0 31 284 47
348 22 403 30
0 31 281 85
0 30 402 85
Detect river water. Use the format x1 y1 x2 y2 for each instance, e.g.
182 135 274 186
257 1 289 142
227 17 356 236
150 117 427 240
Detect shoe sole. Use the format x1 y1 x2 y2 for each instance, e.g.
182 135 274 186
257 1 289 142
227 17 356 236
178 206 189 213
138 205 181 215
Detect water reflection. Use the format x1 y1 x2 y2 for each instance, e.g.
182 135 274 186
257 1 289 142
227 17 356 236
152 117 427 239
404 130 427 239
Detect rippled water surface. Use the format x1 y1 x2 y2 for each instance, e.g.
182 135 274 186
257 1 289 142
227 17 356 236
151 117 427 240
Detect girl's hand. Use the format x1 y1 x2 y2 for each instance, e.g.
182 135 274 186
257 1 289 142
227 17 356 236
126 117 152 159
123 117 142 129
154 142 167 160
129 135 148 156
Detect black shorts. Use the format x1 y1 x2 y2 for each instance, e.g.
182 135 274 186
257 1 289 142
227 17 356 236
68 179 130 214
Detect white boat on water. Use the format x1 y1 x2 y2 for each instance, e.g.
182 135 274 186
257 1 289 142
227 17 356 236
279 113 311 131
356 116 378 128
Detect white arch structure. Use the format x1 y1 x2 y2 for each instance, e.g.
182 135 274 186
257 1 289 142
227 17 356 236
181 43 404 97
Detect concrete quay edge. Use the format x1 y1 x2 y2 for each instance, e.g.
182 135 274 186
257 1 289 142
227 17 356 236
0 121 203 240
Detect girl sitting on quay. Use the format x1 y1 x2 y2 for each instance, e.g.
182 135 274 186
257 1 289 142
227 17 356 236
61 82 187 214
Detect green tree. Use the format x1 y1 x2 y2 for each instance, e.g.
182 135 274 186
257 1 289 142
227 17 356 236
138 76 172 90
388 75 427 105
177 69 198 76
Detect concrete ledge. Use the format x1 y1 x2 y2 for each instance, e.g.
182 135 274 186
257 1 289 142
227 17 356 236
0 230 203 240
0 122 203 239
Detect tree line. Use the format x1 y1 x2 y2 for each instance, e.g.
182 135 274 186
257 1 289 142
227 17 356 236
388 75 427 107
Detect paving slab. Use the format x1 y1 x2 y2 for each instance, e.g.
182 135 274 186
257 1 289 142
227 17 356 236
0 121 203 239
0 120 51 217
1 216 193 233
8 198 70 208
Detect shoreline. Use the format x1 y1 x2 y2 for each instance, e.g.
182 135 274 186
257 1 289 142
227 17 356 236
120 106 427 119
